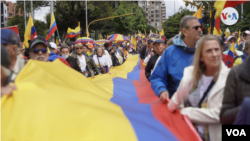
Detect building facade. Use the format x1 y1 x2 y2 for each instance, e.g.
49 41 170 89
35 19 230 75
138 1 166 31
1 2 8 27
2 1 23 21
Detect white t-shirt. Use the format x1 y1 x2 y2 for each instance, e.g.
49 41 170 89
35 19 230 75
77 55 86 72
93 55 109 68
104 50 112 67
197 74 214 134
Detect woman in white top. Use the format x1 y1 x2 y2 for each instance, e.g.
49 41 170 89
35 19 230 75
143 48 154 65
168 35 230 141
98 44 113 68
93 47 110 73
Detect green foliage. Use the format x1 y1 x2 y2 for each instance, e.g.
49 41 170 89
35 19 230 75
162 7 195 39
7 15 47 42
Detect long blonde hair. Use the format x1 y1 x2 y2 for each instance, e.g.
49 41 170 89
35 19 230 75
192 35 222 89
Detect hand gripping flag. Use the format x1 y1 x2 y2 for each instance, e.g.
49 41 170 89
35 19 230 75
23 14 37 49
226 42 234 68
214 0 248 33
46 13 57 41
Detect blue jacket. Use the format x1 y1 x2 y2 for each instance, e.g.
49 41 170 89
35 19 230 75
150 36 196 98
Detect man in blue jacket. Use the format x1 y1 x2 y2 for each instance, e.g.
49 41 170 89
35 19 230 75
150 15 202 102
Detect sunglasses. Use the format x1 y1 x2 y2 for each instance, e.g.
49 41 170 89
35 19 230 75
75 47 83 50
191 25 202 30
32 48 47 54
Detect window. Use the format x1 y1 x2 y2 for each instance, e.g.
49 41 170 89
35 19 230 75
155 14 160 18
155 10 159 14
152 2 154 4
151 11 154 13
6 4 9 6
155 19 160 22
151 22 154 26
151 19 154 22
155 22 159 27
151 14 154 18
156 2 161 5
155 6 159 10
9 13 12 17
151 6 154 10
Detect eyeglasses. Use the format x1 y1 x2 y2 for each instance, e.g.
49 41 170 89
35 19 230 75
32 48 47 54
75 47 83 50
243 34 248 37
191 25 202 30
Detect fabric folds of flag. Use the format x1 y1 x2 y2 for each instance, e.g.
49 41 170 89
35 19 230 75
1 55 202 141
46 13 57 41
213 1 247 34
160 29 166 41
23 14 37 49
226 42 234 68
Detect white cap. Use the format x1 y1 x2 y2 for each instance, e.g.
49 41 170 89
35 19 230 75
49 42 57 49
244 30 250 35
226 35 237 43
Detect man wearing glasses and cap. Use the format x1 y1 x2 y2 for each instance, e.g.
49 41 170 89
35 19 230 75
1 29 25 81
150 15 201 102
28 39 49 62
238 30 250 52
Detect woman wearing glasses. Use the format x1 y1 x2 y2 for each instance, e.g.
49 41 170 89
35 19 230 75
168 35 230 141
93 47 110 74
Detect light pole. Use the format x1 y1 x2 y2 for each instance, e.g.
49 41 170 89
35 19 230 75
50 0 54 42
24 0 26 29
31 0 34 20
86 0 88 36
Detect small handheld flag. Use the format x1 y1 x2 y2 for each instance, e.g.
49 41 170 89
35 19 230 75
46 13 57 41
23 14 37 49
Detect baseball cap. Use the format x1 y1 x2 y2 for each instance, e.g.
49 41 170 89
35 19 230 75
28 39 47 51
49 42 57 49
147 39 153 44
153 39 164 45
226 35 237 43
1 29 20 47
243 30 250 35
68 41 75 46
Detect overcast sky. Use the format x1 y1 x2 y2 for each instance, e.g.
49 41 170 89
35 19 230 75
8 0 197 23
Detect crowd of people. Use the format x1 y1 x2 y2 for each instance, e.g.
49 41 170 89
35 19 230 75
1 28 133 96
1 14 250 141
138 15 250 141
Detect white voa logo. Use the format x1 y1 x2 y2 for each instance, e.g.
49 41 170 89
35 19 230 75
226 129 246 136
221 7 239 25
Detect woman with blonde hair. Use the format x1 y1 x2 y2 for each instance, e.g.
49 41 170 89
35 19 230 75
167 35 230 141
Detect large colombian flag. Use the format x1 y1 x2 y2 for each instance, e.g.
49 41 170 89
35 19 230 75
23 14 37 49
213 0 247 35
45 13 57 41
1 55 202 141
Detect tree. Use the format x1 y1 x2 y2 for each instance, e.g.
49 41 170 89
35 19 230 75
7 15 47 42
162 7 195 39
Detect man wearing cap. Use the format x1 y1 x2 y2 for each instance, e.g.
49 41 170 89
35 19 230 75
140 39 153 60
71 43 100 78
61 45 81 72
145 39 165 81
28 39 49 62
150 15 201 101
238 30 250 51
68 41 76 54
1 46 17 97
1 29 25 81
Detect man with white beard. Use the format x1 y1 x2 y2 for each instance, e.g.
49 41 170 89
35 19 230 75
28 39 49 62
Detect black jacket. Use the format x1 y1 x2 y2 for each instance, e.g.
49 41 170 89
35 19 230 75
111 54 120 67
145 54 160 81
220 56 250 124
140 45 147 60
66 56 81 72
